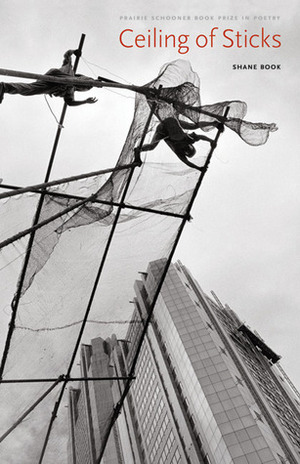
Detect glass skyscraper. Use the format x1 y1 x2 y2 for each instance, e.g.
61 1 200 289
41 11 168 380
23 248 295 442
68 260 300 464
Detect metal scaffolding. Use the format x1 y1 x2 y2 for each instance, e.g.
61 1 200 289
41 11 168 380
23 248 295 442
0 33 227 463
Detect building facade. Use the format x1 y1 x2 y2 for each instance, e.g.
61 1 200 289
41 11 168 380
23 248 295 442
68 337 129 464
68 260 300 464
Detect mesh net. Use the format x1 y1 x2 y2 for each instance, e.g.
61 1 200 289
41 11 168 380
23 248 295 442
147 59 277 146
0 59 277 463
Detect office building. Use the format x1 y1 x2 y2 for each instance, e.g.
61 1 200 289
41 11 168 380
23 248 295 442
68 259 300 464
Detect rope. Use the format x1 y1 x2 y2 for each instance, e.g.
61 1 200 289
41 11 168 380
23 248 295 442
81 56 132 84
81 56 135 100
43 95 64 129
15 320 140 332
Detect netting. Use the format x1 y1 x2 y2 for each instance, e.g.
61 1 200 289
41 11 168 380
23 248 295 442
0 59 277 463
146 59 277 146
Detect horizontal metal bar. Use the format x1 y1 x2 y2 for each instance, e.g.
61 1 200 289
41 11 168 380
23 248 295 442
0 378 62 443
0 190 100 251
0 182 187 220
0 67 146 94
0 163 136 201
0 67 225 122
0 376 135 384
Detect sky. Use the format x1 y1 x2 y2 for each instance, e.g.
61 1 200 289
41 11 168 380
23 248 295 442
0 0 299 459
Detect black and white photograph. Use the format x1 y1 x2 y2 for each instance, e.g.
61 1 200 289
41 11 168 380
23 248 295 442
0 1 299 463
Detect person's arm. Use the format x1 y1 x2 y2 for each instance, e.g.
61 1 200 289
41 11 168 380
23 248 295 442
190 133 216 144
62 49 81 66
197 120 225 131
138 123 166 152
179 119 221 130
178 120 198 130
64 96 98 106
134 123 166 164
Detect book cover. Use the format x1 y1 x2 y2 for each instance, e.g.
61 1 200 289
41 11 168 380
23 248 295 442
0 1 298 462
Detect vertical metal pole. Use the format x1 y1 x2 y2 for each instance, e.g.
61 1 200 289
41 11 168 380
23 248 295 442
0 34 86 380
38 100 158 464
96 108 229 463
35 34 87 464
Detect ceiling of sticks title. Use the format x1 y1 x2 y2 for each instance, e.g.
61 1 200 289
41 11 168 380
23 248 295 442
119 27 282 54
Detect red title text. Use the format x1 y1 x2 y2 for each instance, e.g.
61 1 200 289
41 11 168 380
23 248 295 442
119 27 281 54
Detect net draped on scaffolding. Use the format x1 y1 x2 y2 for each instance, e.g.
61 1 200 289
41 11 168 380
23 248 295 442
0 59 277 463
146 59 277 146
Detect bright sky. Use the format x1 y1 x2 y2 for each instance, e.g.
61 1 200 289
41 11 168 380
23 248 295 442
0 0 299 424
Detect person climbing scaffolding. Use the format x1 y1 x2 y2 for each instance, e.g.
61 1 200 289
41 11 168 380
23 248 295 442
0 49 98 106
135 116 222 171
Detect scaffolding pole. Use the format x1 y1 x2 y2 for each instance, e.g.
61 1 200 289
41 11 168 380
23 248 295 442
0 34 87 382
0 181 187 220
37 96 159 464
0 376 135 384
0 68 147 94
0 67 225 121
0 162 136 201
0 377 62 443
96 107 229 463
